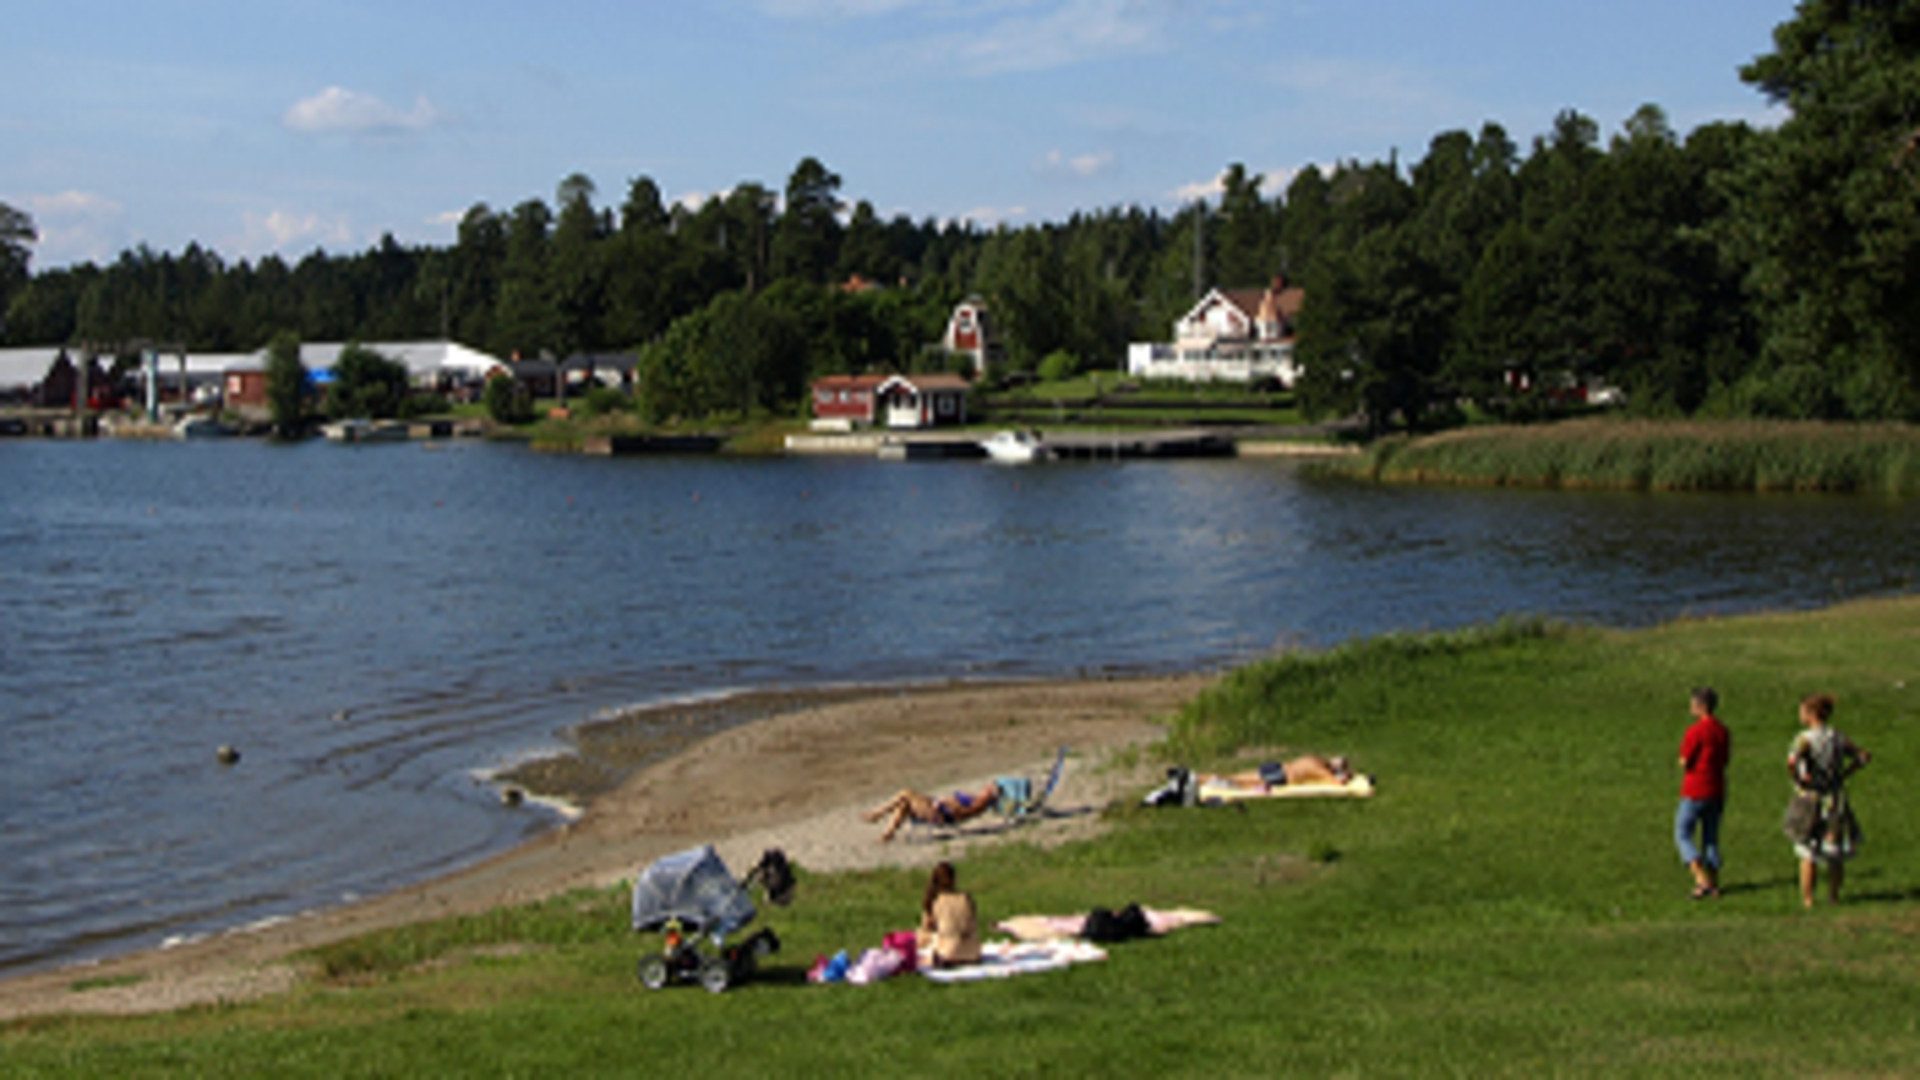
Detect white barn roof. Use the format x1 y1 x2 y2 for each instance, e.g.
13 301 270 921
0 347 69 391
1 340 506 390
278 340 506 379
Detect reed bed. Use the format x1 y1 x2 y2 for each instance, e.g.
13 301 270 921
1328 419 1920 494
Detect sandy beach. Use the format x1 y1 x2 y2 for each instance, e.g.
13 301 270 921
0 673 1211 1021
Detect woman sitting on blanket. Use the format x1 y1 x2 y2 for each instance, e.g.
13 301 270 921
862 783 999 842
916 861 982 967
1211 754 1355 791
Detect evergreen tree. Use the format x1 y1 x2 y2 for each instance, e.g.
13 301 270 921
1721 0 1920 418
550 173 607 358
771 157 844 284
494 198 557 357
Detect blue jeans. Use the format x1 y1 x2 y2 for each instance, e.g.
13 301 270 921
1675 797 1724 868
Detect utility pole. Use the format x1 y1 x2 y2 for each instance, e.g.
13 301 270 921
75 344 91 415
1191 200 1207 299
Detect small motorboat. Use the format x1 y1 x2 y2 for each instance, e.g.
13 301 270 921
321 419 409 443
172 415 235 439
979 429 1053 464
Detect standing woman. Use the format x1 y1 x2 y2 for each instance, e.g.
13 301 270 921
1786 693 1871 908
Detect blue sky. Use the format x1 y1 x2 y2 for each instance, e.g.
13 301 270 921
4 0 1793 269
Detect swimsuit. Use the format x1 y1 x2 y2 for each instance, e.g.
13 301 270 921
936 791 975 826
1257 762 1288 788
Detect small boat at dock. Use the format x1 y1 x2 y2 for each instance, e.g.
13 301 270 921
321 418 410 443
172 415 235 439
979 429 1053 464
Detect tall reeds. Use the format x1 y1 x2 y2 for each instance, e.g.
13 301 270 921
1327 419 1920 494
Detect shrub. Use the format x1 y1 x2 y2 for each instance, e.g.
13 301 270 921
483 374 534 424
576 385 632 417
1038 350 1079 384
324 343 411 420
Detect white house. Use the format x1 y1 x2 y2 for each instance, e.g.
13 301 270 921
875 373 970 429
1127 276 1304 385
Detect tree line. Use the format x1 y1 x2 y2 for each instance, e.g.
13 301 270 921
3 0 1915 426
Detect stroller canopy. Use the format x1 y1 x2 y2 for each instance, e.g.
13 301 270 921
630 845 757 936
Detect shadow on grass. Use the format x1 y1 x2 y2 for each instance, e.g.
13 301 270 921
1837 867 1920 905
746 965 812 988
1718 875 1797 897
906 805 1097 844
1726 864 1920 905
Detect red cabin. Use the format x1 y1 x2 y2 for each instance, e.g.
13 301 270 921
809 374 887 431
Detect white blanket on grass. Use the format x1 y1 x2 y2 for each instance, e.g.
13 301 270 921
918 939 1107 983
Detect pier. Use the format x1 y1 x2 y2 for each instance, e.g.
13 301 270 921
785 428 1355 461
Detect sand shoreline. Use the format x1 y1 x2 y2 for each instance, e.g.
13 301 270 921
0 672 1212 1021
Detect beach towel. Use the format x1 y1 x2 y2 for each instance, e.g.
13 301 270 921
1196 774 1375 802
917 939 1107 983
996 908 1220 942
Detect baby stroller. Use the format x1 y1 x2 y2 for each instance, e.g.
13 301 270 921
630 844 795 993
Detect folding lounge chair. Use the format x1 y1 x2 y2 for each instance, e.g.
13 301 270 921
997 746 1070 822
905 747 1071 841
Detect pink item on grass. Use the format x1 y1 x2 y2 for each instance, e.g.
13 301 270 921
883 930 919 973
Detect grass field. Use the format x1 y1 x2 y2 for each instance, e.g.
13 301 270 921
6 599 1918 1076
1330 419 1920 494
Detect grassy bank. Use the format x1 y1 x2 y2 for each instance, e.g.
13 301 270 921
6 598 1920 1075
1326 419 1920 494
508 412 804 455
981 378 1304 429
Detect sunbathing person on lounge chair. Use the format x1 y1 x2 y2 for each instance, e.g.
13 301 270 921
1210 754 1355 791
863 783 1000 842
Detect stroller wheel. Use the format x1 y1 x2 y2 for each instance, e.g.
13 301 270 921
638 956 670 990
699 956 732 994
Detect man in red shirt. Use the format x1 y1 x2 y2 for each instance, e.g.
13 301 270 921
1675 686 1731 898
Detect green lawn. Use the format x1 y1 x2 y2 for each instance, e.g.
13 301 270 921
6 599 1919 1076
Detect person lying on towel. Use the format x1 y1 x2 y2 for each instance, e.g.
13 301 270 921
863 782 999 842
1209 754 1355 791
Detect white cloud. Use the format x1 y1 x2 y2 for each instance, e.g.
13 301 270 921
669 184 787 215
935 0 1164 76
23 191 123 218
283 86 442 135
950 204 1028 227
761 1 1269 78
427 209 465 227
1171 163 1329 204
238 209 354 254
17 191 127 266
1038 148 1115 178
671 189 714 213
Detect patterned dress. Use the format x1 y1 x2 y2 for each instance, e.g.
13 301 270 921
1789 726 1863 864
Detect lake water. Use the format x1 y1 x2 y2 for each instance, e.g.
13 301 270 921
1 439 1915 973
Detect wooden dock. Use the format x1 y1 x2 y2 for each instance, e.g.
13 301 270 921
789 428 1246 461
